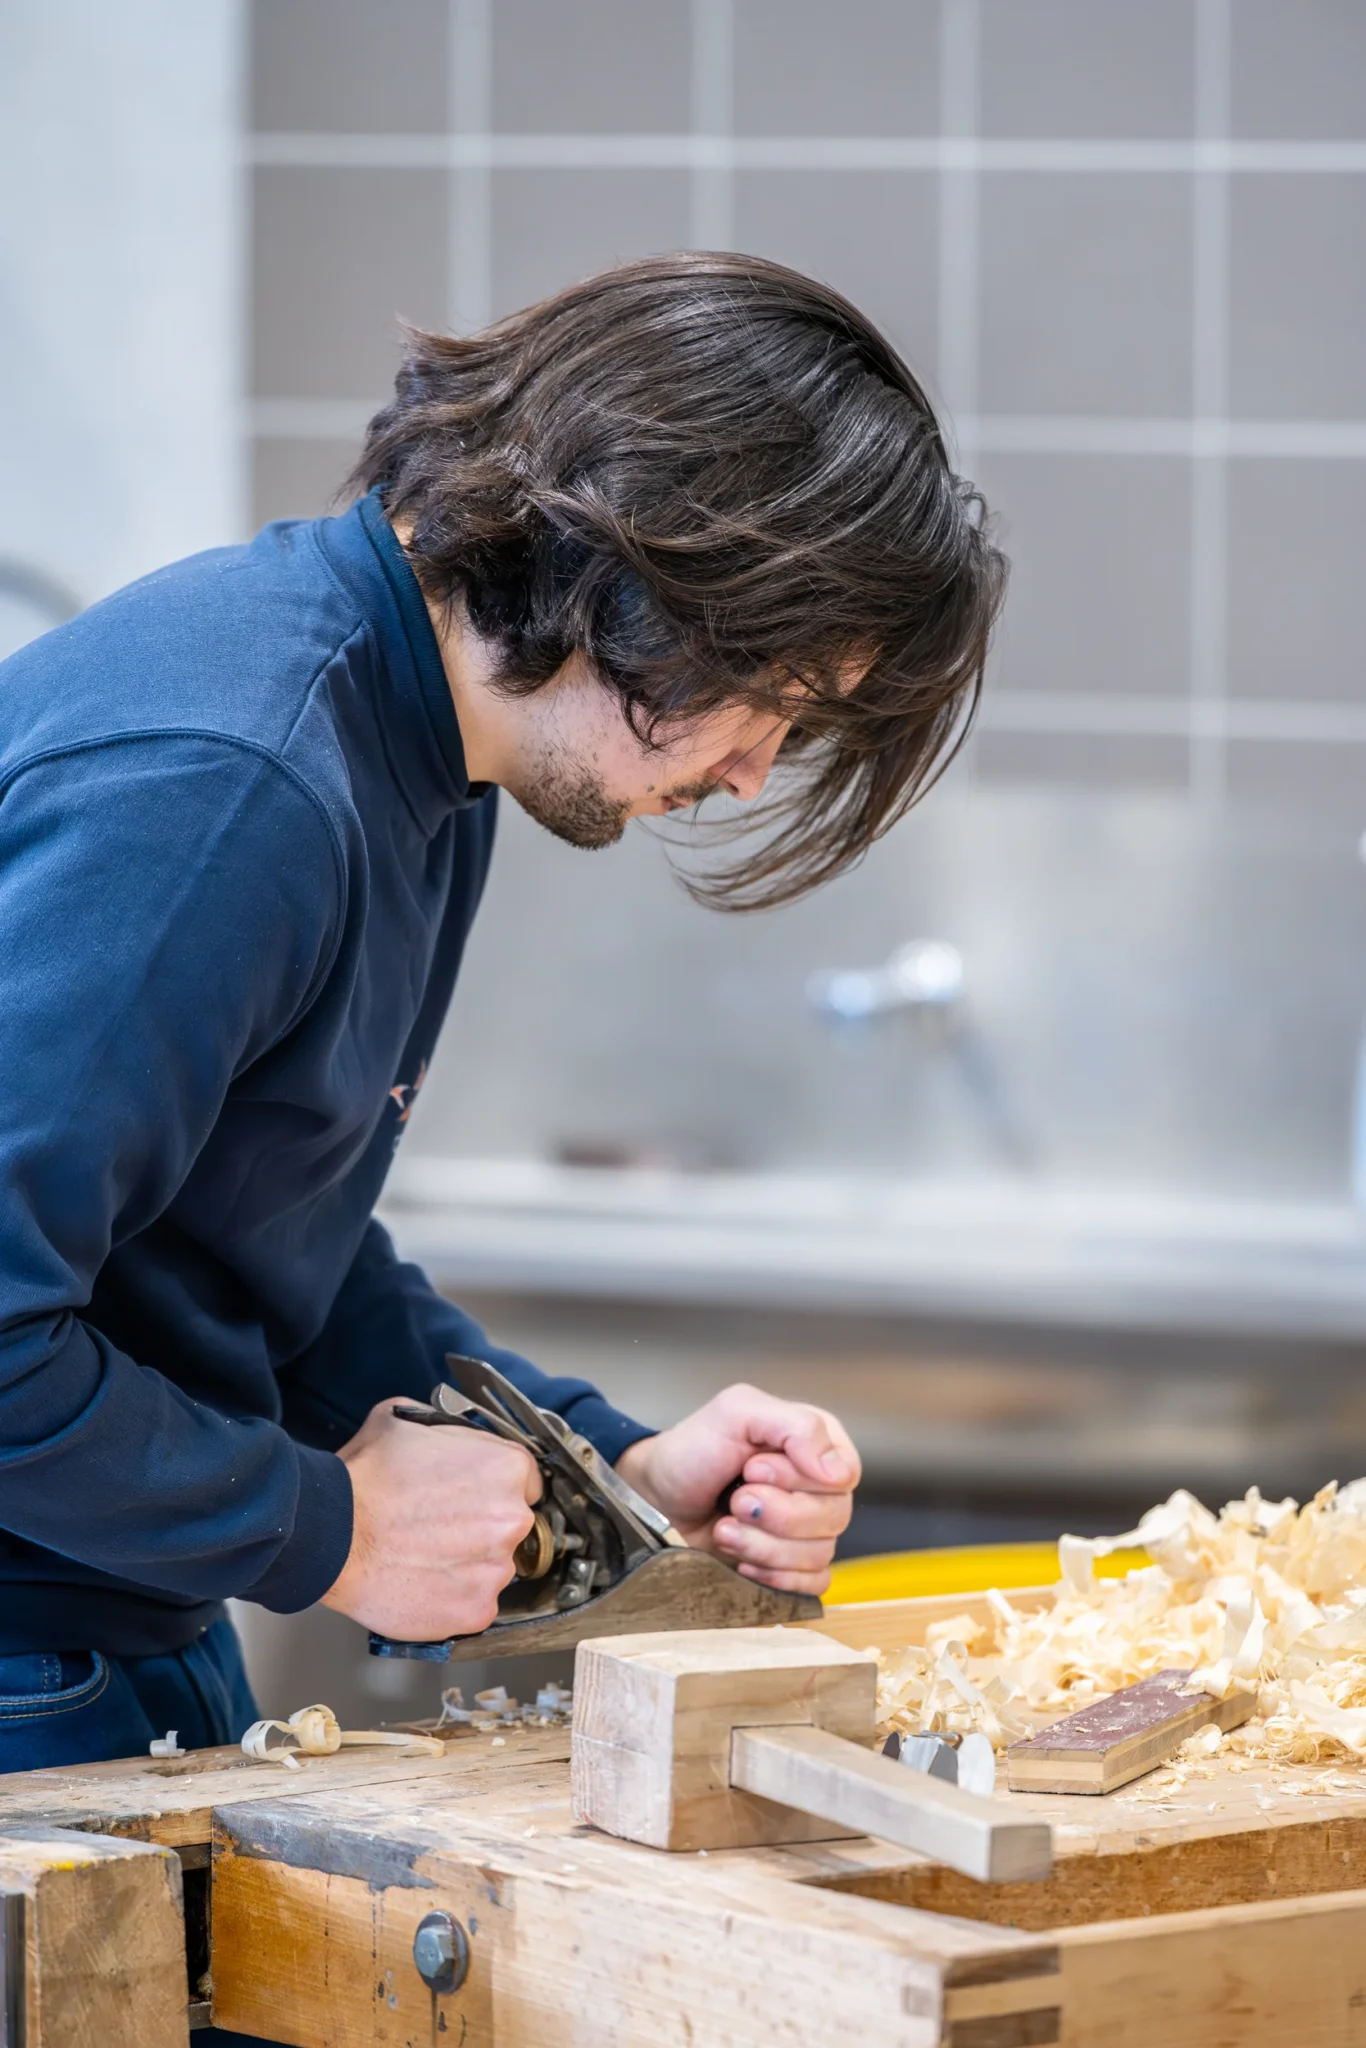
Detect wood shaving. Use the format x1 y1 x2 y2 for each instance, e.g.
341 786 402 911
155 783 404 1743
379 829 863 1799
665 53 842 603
240 1703 444 1768
876 1481 1366 1771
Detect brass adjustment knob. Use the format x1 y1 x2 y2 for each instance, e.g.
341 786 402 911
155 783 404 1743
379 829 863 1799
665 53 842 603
513 1510 556 1580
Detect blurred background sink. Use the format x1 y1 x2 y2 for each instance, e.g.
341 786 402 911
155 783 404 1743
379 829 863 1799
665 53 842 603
386 1162 1366 1342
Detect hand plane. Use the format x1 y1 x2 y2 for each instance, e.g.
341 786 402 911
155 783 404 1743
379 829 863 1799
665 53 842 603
368 1355 823 1663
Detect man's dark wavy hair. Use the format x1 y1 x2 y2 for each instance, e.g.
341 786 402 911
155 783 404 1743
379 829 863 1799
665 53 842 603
349 251 1006 910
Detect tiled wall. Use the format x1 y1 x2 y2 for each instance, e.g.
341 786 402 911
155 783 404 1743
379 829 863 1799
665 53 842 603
247 2 1366 1200
249 0 1366 821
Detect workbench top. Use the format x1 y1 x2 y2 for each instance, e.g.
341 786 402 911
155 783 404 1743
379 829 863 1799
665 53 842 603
6 1595 1366 2046
0 1711 1357 1858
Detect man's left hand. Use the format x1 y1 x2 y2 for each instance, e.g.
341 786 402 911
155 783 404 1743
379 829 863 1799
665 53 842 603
614 1383 860 1598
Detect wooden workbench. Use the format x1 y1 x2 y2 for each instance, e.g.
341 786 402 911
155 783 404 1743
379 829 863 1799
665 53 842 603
6 1589 1366 2046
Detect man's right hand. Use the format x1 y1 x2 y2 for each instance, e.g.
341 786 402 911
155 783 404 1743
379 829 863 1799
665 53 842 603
321 1399 542 1641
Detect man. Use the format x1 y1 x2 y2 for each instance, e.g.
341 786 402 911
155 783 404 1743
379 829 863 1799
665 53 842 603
0 254 1004 1775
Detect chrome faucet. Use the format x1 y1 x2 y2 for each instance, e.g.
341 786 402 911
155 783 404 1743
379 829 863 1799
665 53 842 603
805 939 1038 1171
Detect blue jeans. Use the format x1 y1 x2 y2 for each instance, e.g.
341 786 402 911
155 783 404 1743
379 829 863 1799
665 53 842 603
0 1616 280 2045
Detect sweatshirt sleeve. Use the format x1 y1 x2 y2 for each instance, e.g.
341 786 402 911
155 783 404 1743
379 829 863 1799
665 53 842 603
0 735 354 1613
278 1217 657 1467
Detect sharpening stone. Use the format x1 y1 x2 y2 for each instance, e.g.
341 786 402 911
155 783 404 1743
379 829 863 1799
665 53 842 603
1004 1668 1257 1795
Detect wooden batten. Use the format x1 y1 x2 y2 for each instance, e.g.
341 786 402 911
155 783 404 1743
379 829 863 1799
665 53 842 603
731 1725 1053 1883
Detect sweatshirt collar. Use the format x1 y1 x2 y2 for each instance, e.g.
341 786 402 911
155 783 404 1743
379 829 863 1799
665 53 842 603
318 491 491 827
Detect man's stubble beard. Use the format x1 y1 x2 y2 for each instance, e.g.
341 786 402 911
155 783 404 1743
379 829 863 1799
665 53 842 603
505 724 718 851
506 751 634 851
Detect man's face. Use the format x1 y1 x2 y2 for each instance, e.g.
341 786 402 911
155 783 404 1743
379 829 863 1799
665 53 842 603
504 653 796 851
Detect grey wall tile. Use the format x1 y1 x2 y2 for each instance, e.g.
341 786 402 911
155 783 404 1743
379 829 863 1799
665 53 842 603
732 171 938 385
490 170 691 316
733 0 939 137
978 174 1193 417
492 0 691 133
974 729 1190 791
1230 176 1366 419
252 168 448 399
238 0 1366 1208
980 0 1195 139
251 0 449 133
977 452 1193 695
1227 739 1366 829
1228 460 1366 702
252 437 361 527
1232 0 1366 140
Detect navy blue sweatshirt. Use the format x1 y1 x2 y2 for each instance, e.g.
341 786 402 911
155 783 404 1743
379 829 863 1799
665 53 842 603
0 492 649 1657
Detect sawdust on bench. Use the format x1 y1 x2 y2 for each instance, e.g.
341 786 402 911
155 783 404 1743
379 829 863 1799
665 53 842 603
873 1479 1366 1779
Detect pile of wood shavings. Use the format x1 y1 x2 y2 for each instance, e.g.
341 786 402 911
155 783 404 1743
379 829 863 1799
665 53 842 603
875 1479 1366 1770
433 1681 573 1733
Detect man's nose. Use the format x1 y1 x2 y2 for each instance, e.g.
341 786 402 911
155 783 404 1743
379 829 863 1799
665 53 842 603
717 724 788 801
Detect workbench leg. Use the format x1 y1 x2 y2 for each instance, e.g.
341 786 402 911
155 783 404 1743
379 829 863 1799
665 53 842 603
0 1826 187 2047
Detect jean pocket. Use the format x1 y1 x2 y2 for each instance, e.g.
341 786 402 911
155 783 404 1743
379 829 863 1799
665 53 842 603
0 1650 109 1721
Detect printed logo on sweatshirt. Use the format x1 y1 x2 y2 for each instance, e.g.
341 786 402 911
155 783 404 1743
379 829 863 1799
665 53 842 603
388 1058 428 1147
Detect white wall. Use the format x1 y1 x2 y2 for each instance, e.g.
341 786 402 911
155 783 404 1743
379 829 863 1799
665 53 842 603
0 1 244 614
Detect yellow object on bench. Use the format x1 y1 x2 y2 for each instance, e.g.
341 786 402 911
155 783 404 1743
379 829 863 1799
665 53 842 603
825 1539 1149 1605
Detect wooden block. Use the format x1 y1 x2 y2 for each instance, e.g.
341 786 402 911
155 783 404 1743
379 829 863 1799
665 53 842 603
572 1627 1052 1883
1006 1670 1257 1795
0 1827 187 2047
572 1626 878 1851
